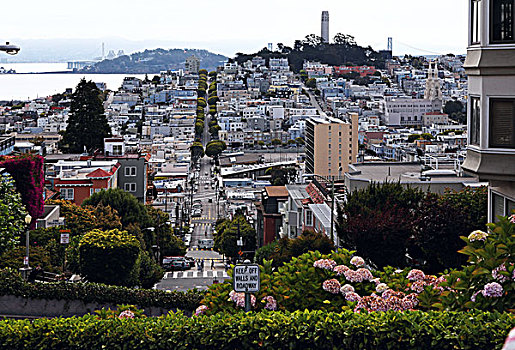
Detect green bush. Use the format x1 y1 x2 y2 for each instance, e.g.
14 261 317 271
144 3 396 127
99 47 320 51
0 310 512 349
0 268 202 311
79 229 141 286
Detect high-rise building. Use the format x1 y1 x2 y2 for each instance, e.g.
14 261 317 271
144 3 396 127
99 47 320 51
321 11 329 43
185 55 200 73
305 113 358 179
462 0 515 221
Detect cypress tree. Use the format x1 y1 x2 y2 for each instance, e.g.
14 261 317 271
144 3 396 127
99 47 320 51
62 79 111 153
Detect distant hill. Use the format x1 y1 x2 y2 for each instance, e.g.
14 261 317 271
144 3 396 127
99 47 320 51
233 34 387 73
80 48 228 73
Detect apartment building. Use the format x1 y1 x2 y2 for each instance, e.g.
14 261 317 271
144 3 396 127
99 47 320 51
462 0 515 220
305 113 358 179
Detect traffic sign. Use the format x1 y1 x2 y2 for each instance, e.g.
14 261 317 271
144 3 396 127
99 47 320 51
60 233 70 244
23 256 29 265
238 250 243 256
233 264 260 293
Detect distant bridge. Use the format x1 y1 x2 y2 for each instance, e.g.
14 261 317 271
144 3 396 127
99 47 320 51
67 60 99 70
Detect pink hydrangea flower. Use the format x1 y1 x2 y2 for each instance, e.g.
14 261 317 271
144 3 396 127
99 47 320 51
356 268 373 281
411 280 426 293
343 269 364 283
492 263 508 283
340 284 355 295
345 292 361 302
229 290 256 308
376 283 389 294
262 296 277 311
333 265 350 276
482 282 503 298
350 256 365 267
468 230 488 242
194 305 208 316
509 214 515 224
407 269 425 281
313 259 337 270
322 279 341 294
118 310 135 319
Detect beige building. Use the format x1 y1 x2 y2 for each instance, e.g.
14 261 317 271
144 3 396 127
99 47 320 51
305 113 358 179
185 55 200 73
422 112 449 126
462 0 515 221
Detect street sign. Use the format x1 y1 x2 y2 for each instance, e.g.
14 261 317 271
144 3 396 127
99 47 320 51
233 264 260 293
23 256 29 265
238 250 243 256
60 233 70 244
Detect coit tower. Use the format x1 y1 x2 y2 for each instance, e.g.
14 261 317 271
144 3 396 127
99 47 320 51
321 11 329 43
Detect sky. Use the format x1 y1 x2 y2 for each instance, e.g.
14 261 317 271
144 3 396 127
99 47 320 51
2 0 467 57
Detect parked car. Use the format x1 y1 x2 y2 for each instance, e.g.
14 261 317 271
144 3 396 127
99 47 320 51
163 256 189 271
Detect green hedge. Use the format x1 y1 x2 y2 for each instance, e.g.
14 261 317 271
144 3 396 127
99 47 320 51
0 310 513 349
0 269 203 311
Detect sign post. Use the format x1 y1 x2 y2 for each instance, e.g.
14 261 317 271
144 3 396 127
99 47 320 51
59 229 70 272
233 259 260 312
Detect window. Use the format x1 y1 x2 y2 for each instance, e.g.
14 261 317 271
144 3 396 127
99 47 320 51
112 144 123 155
491 0 514 43
492 192 505 222
471 0 481 43
125 166 137 176
470 97 481 146
61 188 74 200
306 210 313 226
124 183 137 192
489 98 515 148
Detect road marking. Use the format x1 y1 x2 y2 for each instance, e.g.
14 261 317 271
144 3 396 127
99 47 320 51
165 271 229 279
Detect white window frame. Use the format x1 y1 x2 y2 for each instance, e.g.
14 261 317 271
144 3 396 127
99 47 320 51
124 183 137 192
61 188 74 200
125 166 137 177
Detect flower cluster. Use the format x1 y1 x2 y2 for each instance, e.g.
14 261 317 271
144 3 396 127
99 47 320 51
340 284 355 295
229 290 256 308
322 279 341 294
510 214 515 224
194 305 208 316
407 269 425 281
376 283 389 294
492 263 508 283
468 230 488 242
118 310 135 319
262 296 278 311
333 265 350 276
356 268 373 281
350 256 365 267
345 292 361 302
313 259 337 270
355 290 419 312
343 269 364 283
482 282 503 298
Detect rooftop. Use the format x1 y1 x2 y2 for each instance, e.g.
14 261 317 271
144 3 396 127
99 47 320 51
265 186 288 198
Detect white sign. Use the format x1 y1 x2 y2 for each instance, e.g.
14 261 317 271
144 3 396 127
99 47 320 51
60 233 70 244
23 256 29 265
233 264 260 293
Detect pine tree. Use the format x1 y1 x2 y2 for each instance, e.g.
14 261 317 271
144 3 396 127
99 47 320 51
62 79 111 153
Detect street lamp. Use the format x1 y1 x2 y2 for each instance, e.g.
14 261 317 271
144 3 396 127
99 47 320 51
19 214 32 281
0 42 20 55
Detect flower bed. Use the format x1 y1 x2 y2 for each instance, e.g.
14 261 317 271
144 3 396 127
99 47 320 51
0 310 512 349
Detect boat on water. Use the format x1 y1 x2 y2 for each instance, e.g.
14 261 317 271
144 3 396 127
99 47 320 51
0 67 16 74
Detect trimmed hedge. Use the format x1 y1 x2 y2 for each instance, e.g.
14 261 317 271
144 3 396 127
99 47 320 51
0 269 203 311
0 310 513 349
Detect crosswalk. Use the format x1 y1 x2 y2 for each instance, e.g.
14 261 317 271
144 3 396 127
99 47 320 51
187 247 213 251
164 270 229 279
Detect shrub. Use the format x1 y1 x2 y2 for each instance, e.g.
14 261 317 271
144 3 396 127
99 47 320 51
79 229 141 286
0 174 27 255
0 309 512 349
0 268 202 311
439 215 515 312
0 246 56 273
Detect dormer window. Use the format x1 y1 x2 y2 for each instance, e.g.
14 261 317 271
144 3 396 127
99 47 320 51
491 0 515 43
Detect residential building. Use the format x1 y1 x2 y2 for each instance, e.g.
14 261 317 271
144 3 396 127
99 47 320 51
185 55 200 73
305 113 358 179
462 0 515 221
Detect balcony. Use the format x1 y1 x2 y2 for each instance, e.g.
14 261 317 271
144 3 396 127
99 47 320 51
462 147 515 182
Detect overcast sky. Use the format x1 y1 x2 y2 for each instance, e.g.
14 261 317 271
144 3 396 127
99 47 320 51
3 0 467 57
